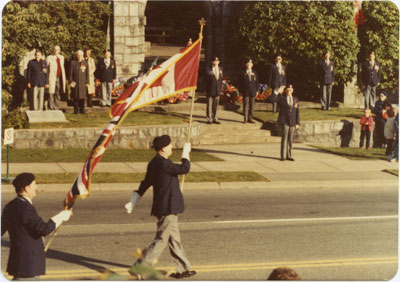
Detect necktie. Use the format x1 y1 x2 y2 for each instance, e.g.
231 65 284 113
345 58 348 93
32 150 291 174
214 67 219 80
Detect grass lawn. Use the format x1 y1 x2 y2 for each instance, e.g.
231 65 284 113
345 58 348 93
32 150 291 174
251 107 365 122
1 148 222 163
312 146 387 160
4 171 269 184
29 111 188 129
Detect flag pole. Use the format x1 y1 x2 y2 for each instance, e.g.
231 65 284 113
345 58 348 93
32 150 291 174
45 225 61 252
181 18 205 192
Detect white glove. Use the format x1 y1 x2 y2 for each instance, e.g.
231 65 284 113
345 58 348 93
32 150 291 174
182 142 191 160
51 210 72 228
125 192 141 214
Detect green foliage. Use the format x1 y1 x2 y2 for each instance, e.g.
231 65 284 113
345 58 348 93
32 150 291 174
1 90 29 135
2 1 111 104
236 1 360 99
358 1 399 89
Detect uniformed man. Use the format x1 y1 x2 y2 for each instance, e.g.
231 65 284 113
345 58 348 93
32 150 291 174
319 51 335 110
362 51 381 110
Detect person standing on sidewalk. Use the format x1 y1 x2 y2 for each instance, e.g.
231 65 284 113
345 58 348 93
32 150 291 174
268 55 287 112
27 50 49 111
269 84 300 161
46 45 66 110
319 51 335 111
359 109 374 149
124 135 196 279
206 57 223 124
1 173 72 280
242 59 258 124
95 49 116 107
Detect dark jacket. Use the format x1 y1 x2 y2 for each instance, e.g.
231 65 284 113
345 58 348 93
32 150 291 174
1 196 55 277
268 64 286 89
206 66 223 97
136 155 190 217
374 99 392 122
242 69 258 97
69 59 89 100
27 59 49 87
319 60 335 85
362 60 381 86
270 94 300 126
95 58 117 83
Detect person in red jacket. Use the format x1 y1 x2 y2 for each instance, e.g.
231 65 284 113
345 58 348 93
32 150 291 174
360 109 374 149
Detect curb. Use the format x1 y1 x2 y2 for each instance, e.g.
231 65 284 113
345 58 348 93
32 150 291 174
1 179 397 193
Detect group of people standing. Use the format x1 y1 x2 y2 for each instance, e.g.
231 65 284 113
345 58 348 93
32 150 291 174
26 46 117 114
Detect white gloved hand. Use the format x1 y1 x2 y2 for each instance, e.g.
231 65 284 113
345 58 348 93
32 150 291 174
125 192 142 214
182 142 191 160
51 210 72 228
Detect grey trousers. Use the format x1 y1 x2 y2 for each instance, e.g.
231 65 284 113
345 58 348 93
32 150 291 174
49 77 62 110
243 96 255 122
280 123 295 160
101 82 113 106
32 86 44 111
364 85 376 110
135 214 191 273
321 84 332 110
206 96 219 122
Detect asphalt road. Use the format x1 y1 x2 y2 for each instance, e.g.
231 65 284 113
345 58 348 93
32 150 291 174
1 185 398 280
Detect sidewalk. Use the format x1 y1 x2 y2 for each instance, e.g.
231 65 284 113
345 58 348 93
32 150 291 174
1 143 398 192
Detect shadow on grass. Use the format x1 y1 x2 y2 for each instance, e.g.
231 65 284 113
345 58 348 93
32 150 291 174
192 148 281 161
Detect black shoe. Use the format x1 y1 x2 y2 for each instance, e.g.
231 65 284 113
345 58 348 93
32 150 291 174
207 120 212 125
170 270 196 279
213 120 221 124
248 120 255 123
287 157 295 161
280 158 285 161
243 121 247 124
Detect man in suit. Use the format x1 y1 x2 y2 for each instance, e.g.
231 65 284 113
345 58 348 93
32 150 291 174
319 51 335 110
362 51 381 110
206 57 223 124
125 135 196 279
242 59 259 123
96 49 117 107
46 45 66 110
27 50 49 111
69 50 89 114
1 173 72 280
269 84 300 161
268 55 287 112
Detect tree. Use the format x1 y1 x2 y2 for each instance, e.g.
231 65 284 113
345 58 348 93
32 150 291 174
358 1 399 90
236 1 360 99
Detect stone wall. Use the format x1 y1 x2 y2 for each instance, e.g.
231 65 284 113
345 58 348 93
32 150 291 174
12 123 204 149
113 0 147 79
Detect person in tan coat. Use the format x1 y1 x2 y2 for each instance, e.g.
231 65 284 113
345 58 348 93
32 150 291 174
46 45 66 110
84 48 96 107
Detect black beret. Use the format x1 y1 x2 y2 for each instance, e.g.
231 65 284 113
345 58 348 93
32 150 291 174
152 135 171 151
12 173 35 193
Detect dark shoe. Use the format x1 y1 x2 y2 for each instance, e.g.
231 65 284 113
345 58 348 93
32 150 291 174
213 120 221 124
248 120 255 123
243 121 247 124
287 157 295 161
170 270 196 279
207 120 212 125
280 158 285 161
73 112 79 114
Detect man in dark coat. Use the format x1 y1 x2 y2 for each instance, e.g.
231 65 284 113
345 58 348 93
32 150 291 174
95 49 117 107
242 59 259 123
268 55 287 112
69 50 89 114
27 50 49 111
319 51 335 110
362 51 381 110
269 85 300 161
125 135 196 279
206 57 223 124
1 173 72 280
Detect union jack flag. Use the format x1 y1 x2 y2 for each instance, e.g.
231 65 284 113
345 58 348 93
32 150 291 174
64 36 202 209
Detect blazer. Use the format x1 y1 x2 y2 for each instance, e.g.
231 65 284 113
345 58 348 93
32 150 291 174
136 155 190 217
319 60 335 85
46 54 66 94
27 59 49 87
362 60 381 86
268 63 286 89
242 69 258 97
270 94 300 126
95 58 116 83
206 66 223 97
1 196 56 277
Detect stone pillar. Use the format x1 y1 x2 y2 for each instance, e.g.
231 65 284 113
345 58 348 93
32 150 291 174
113 0 147 80
343 75 364 108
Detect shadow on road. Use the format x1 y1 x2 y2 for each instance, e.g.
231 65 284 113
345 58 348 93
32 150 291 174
193 148 281 161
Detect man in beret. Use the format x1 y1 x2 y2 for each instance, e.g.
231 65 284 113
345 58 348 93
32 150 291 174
1 173 72 280
125 135 196 279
